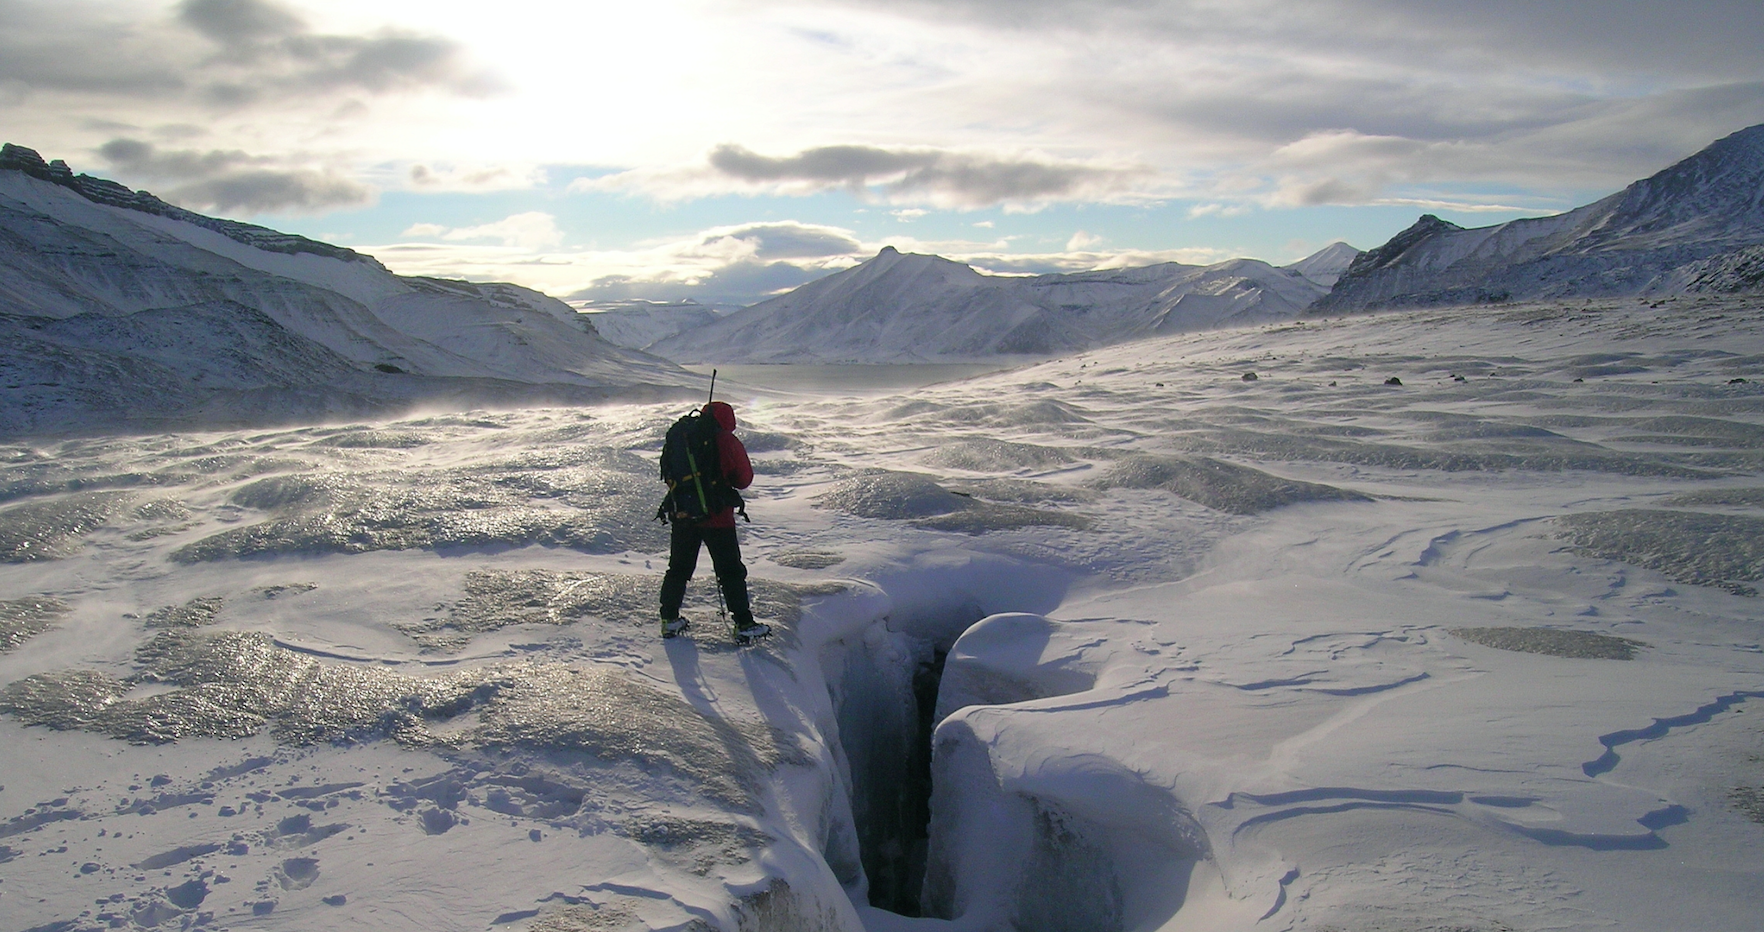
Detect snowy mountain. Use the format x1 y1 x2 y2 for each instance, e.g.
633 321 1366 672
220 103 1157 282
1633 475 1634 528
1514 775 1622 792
0 144 690 434
576 300 723 351
1316 123 1764 311
1281 240 1360 287
649 245 1335 363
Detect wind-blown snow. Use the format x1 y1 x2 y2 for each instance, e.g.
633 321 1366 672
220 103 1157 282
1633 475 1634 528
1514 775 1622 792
1 295 1762 931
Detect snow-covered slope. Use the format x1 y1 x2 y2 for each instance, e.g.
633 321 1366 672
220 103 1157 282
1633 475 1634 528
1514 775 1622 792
2 294 1761 932
579 301 723 351
0 145 691 434
649 247 1330 364
1281 241 1361 287
1317 123 1764 311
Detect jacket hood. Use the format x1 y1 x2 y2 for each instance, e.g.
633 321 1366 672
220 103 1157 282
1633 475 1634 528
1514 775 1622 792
704 401 736 432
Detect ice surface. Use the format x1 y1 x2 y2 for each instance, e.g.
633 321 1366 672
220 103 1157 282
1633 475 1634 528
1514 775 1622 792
1 628 791 808
814 471 1093 533
0 490 134 560
143 596 224 629
2 297 1763 932
1557 508 1764 594
0 595 67 651
176 449 665 560
1449 626 1646 660
920 439 1076 473
1093 453 1369 514
1663 487 1764 508
771 549 846 569
397 569 844 652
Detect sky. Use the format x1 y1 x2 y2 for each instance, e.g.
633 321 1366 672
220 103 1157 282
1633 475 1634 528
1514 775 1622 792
4 0 1763 308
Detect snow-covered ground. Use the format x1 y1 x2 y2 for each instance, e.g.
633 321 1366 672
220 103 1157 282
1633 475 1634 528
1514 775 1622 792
3 295 1762 932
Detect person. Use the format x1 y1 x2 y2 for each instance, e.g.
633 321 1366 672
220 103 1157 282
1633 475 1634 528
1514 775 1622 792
659 401 769 641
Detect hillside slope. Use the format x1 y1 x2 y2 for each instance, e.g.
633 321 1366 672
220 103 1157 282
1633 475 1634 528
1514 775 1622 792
0 145 689 434
1316 124 1764 311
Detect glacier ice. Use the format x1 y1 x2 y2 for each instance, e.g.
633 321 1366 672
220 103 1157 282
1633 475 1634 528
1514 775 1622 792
0 489 134 561
921 439 1077 473
143 596 225 629
177 450 666 560
814 471 1094 533
1093 453 1368 514
397 568 845 652
0 630 794 809
1557 509 1764 595
0 595 67 651
1450 627 1646 660
1663 487 1764 508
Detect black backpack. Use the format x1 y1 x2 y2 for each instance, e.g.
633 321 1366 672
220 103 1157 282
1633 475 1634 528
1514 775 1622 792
657 411 746 523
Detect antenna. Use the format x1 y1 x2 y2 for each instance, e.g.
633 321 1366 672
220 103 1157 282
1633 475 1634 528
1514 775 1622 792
707 368 718 405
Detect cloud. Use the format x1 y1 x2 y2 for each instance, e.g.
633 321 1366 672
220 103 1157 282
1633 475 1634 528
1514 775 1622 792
568 260 838 308
406 212 565 250
169 169 371 213
712 143 1147 207
693 221 864 261
584 144 1152 209
0 0 499 106
96 137 369 212
851 0 1764 83
365 220 868 309
407 162 543 192
1065 230 1102 251
786 0 1764 202
959 244 1231 275
1186 203 1248 219
178 0 302 46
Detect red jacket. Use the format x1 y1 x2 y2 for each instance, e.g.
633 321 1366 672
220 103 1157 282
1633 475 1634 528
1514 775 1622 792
701 401 752 528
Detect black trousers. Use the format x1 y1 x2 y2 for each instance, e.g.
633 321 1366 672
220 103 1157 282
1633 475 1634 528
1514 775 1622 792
659 521 753 625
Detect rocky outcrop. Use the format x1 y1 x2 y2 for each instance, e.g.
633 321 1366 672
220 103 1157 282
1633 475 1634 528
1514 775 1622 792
1675 244 1764 294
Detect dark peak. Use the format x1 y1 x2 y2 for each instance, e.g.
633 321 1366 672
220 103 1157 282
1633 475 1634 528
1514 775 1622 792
1704 121 1764 156
862 245 959 271
1410 213 1464 233
0 143 49 176
1 141 367 264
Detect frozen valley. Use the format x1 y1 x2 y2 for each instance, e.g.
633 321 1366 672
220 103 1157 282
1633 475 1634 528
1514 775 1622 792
1 297 1763 931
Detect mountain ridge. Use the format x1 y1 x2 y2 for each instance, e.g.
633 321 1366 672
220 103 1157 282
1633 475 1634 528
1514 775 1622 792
1316 123 1764 311
0 145 690 435
649 244 1352 363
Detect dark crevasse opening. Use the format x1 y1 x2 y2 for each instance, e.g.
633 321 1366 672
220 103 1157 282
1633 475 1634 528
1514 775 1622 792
836 634 952 917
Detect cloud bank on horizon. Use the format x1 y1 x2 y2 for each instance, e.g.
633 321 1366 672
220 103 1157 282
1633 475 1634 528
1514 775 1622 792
3 0 1762 307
